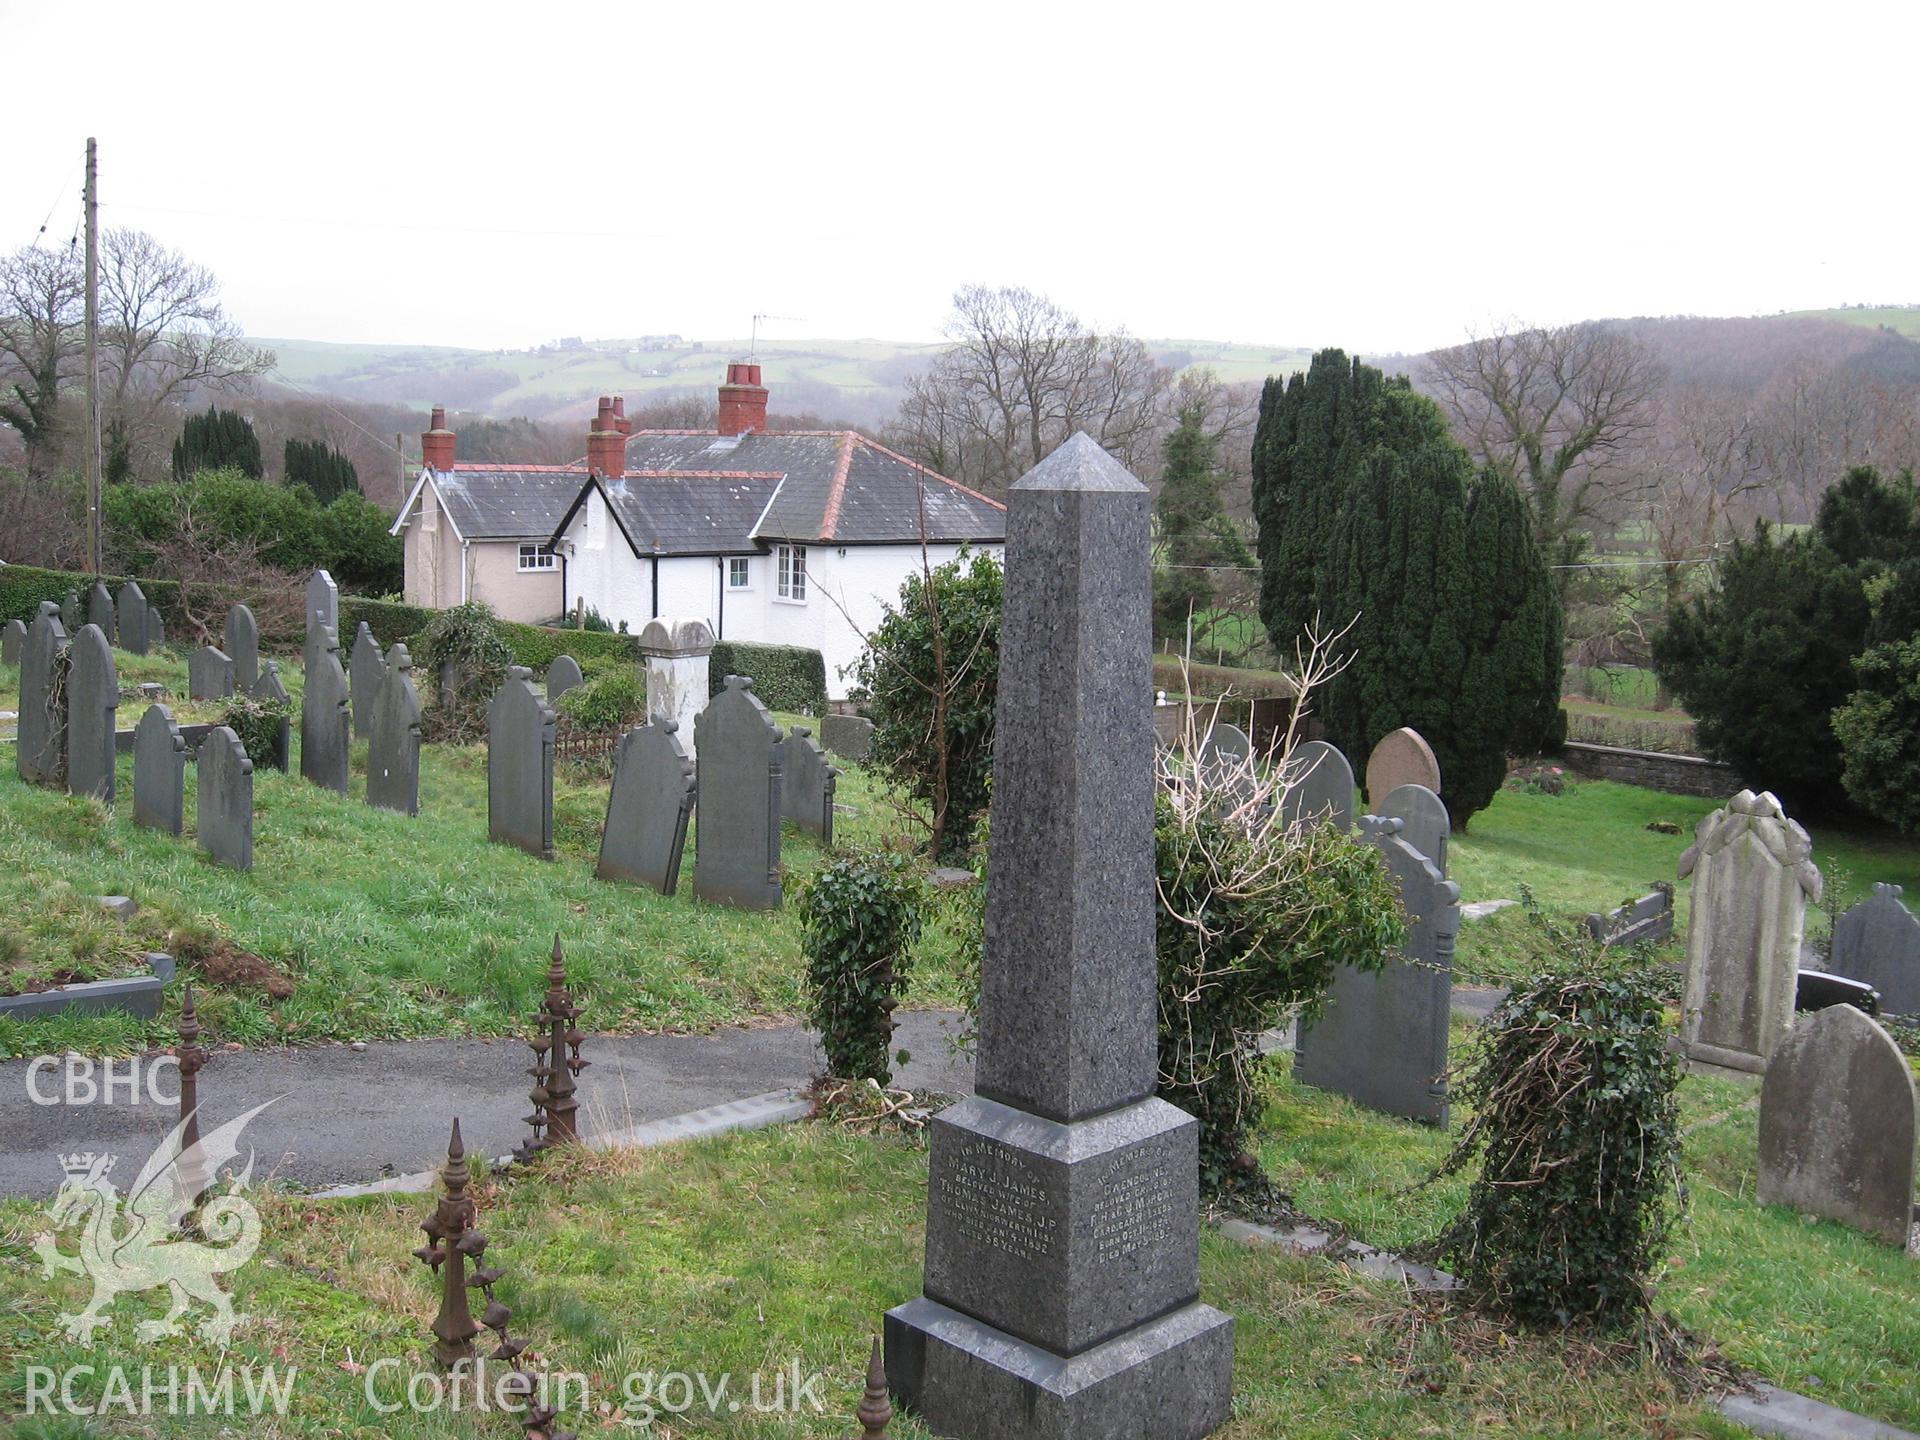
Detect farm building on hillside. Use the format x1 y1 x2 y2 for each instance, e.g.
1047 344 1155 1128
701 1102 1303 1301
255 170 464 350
390 366 1006 696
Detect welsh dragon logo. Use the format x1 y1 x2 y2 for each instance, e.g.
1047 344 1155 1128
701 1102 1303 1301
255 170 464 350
33 1100 277 1346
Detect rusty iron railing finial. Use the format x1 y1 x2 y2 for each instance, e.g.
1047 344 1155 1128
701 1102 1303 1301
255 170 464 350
517 936 588 1162
416 1118 483 1367
176 983 209 1205
855 1335 892 1438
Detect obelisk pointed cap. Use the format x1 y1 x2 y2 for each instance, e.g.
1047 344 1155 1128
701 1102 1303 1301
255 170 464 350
1012 431 1146 494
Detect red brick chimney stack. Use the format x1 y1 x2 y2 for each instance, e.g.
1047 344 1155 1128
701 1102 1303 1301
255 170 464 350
587 394 628 477
717 363 769 437
421 406 456 473
611 395 630 436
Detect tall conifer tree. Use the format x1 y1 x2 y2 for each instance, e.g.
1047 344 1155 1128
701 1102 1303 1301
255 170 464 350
1251 349 1563 828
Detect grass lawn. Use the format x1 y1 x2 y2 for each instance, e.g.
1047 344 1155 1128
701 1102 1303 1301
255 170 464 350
0 648 974 1059
0 1120 1758 1439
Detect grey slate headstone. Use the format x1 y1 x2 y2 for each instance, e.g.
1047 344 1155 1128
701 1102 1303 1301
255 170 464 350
366 642 422 816
188 645 235 701
132 704 187 835
1280 739 1354 834
17 612 68 785
1831 883 1920 1017
60 590 81 633
1584 890 1674 948
598 718 695 894
544 654 584 706
1295 815 1461 1126
148 612 165 651
196 726 253 871
487 666 555 860
248 658 292 772
304 569 337 674
115 581 149 656
2 617 24 665
66 624 119 803
1380 782 1449 876
349 622 385 741
300 624 350 796
778 724 838 845
886 433 1234 1438
821 712 874 763
87 582 115 644
692 676 783 909
1198 721 1256 817
1758 1004 1917 1246
224 604 260 691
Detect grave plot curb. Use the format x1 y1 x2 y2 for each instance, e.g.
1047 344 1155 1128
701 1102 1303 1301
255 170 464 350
307 1087 811 1199
0 952 173 1022
1221 1218 1920 1440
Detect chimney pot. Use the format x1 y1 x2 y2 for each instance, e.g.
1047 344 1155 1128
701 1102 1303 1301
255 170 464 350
717 364 770 437
422 406 456 473
587 399 628 478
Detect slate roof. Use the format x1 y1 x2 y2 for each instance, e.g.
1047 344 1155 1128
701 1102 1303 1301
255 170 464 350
548 430 1005 556
394 464 586 541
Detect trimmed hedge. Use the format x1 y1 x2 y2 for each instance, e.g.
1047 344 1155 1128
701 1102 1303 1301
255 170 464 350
0 563 186 638
497 620 640 673
709 640 827 715
1152 654 1297 701
338 596 437 650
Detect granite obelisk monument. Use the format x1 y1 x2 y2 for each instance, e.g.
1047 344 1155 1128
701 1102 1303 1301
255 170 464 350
884 434 1234 1437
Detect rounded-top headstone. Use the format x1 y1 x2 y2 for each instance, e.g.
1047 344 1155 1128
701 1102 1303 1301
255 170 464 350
545 654 585 705
1365 726 1441 807
1379 783 1450 875
1758 1004 1917 1245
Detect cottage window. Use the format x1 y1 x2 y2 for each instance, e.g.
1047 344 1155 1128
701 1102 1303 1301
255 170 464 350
728 557 752 590
518 544 555 572
777 545 807 601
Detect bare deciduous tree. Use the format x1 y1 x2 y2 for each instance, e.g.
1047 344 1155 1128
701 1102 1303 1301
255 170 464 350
97 228 273 473
883 285 1172 496
1422 321 1665 559
0 243 84 474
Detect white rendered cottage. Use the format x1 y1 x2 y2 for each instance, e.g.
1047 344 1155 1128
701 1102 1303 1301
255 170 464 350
548 365 1006 700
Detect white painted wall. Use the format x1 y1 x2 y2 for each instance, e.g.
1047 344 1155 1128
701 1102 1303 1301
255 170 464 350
555 503 1003 700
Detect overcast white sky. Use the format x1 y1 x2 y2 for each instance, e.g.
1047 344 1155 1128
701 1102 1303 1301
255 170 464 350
5 0 1913 356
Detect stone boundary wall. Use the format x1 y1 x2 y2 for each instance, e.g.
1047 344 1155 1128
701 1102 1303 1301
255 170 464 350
1560 741 1742 799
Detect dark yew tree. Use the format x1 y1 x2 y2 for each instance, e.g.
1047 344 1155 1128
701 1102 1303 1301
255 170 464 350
1153 402 1252 643
284 437 361 504
171 405 261 481
1251 349 1563 828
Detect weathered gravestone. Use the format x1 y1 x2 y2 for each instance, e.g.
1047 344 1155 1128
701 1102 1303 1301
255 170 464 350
1380 783 1449 876
133 704 187 835
66 624 119 802
1296 815 1460 1126
224 604 259 691
544 654 584 706
349 622 385 741
821 712 874 763
196 726 254 871
2 617 24 665
597 718 695 894
885 433 1234 1439
60 590 81 633
300 625 351 796
116 581 149 656
779 725 838 845
1198 721 1256 814
304 569 338 674
1679 789 1823 1073
692 676 783 910
1758 1003 1916 1247
366 642 422 816
1365 725 1442 807
17 612 68 785
1280 738 1354 834
148 612 164 651
1584 889 1674 948
188 646 235 701
1831 883 1920 1017
249 660 292 772
638 617 714 757
487 667 556 861
87 582 115 644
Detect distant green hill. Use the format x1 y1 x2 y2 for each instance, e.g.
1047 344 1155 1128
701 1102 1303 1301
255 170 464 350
253 333 1319 421
1786 305 1920 339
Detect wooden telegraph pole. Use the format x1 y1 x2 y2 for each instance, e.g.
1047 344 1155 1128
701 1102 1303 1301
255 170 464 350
84 137 102 574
